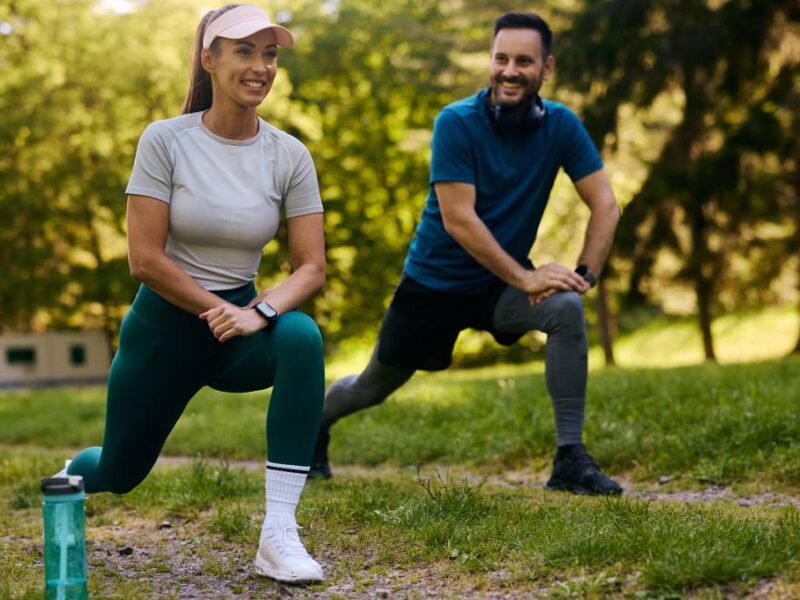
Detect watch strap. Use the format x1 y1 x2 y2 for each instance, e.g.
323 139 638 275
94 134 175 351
575 264 598 288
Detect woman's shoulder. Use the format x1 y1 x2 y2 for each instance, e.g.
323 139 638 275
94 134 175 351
257 119 311 157
140 113 202 144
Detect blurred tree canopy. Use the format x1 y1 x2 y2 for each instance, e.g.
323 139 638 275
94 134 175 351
0 0 797 360
557 0 800 360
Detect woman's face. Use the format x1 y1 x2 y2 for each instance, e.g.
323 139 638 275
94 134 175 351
203 29 279 109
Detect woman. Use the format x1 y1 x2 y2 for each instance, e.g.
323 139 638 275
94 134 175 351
62 4 327 583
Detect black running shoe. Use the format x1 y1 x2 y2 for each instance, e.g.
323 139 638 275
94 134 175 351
545 443 622 495
308 424 332 480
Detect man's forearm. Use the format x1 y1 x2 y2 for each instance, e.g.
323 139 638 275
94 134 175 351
576 202 620 275
444 215 530 289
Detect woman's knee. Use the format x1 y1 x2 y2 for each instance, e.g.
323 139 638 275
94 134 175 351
68 446 102 478
68 446 143 495
272 311 323 356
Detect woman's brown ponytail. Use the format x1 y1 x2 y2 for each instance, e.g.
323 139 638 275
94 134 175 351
181 4 241 114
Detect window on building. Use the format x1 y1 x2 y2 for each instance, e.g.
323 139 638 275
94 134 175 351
7 347 36 365
70 345 86 366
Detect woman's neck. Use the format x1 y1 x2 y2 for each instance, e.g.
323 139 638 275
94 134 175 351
202 104 259 140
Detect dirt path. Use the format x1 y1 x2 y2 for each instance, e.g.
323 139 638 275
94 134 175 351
154 454 800 510
10 445 800 509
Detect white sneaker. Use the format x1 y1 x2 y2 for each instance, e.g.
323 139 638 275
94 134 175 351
51 459 72 478
254 517 324 583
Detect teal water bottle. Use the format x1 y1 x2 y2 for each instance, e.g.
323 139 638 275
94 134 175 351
41 475 88 600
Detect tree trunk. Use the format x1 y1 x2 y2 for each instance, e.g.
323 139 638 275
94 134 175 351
687 185 717 363
793 167 800 355
794 255 800 354
695 274 716 361
596 278 616 366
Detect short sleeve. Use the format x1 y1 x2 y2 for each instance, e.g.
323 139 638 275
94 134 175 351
126 122 174 203
560 109 604 182
429 109 475 185
283 143 323 218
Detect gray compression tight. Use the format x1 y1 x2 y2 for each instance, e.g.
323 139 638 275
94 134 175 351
322 288 587 446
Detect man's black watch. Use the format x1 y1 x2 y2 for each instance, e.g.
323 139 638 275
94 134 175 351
253 301 278 327
575 264 598 288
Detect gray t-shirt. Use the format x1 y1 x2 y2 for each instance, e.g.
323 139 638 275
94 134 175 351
126 112 323 290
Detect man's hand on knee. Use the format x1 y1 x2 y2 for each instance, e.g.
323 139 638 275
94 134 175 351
518 263 588 299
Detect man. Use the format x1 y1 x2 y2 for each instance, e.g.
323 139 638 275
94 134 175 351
313 12 622 495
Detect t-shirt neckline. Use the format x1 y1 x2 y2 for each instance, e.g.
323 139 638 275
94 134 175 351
198 111 262 146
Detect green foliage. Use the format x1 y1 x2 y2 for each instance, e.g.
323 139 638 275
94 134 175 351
0 0 204 338
1 0 797 358
557 0 800 357
273 0 515 340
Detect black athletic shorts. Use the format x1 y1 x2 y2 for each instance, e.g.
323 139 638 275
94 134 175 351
377 274 524 371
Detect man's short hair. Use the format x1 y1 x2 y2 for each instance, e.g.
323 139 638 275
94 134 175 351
493 12 553 56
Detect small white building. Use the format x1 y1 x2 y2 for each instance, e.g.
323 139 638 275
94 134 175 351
0 332 111 389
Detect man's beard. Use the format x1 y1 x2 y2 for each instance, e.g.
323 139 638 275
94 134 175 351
492 75 542 108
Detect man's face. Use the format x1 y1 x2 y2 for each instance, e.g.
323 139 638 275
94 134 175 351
489 28 554 107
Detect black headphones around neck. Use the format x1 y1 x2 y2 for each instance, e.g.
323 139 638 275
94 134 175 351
485 88 546 133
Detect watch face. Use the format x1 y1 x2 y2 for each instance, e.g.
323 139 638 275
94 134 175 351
257 302 277 320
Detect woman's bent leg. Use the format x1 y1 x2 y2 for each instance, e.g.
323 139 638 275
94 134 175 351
69 298 208 493
211 310 325 466
209 310 325 582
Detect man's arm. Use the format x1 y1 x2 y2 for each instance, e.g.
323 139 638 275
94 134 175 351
573 168 620 276
435 181 588 296
527 168 620 304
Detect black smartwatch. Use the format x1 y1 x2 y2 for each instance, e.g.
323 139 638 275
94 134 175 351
575 264 598 288
253 301 278 327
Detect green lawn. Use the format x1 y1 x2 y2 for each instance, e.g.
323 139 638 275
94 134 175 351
2 309 800 597
601 305 799 368
3 357 799 489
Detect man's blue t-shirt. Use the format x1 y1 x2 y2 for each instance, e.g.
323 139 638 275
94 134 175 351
403 88 603 291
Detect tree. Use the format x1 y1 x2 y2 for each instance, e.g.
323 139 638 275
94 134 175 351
275 0 523 343
557 0 800 361
0 0 267 348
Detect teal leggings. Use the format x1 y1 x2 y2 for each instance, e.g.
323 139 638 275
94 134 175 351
69 283 324 494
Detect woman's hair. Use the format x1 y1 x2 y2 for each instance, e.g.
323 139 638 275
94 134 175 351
181 4 241 114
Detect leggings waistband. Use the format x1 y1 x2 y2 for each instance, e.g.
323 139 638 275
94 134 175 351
130 282 258 330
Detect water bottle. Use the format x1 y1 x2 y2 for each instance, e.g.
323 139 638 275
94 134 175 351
41 475 88 600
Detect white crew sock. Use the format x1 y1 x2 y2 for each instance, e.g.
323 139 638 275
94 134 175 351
263 462 309 528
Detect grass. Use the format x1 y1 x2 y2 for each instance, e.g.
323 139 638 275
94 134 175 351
327 304 800 378
2 357 799 489
1 310 800 597
2 453 800 597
